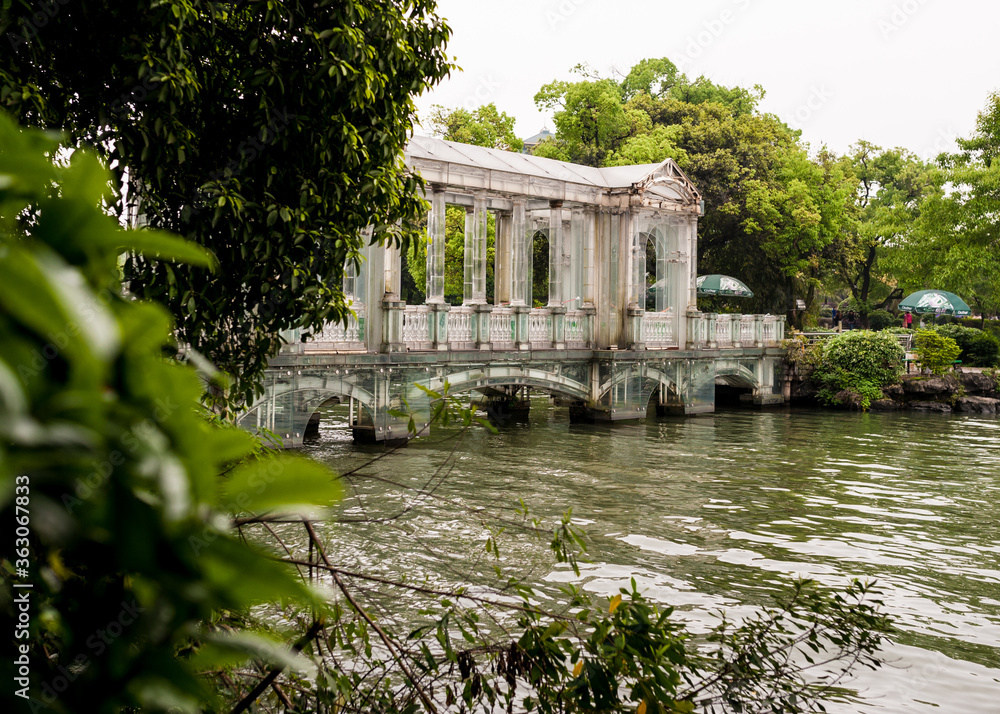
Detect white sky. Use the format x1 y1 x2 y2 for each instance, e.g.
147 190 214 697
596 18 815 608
414 0 1000 159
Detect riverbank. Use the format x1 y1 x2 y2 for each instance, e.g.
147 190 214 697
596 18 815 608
788 366 1000 413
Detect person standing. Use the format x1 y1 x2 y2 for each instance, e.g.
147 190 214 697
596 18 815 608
903 311 913 329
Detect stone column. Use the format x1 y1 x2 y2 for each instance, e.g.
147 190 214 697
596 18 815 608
364 230 384 353
425 185 446 304
547 200 564 307
476 304 493 351
582 207 596 307
513 305 531 350
463 193 488 304
381 300 405 353
495 210 512 306
687 218 698 310
431 303 450 351
569 207 584 311
384 239 401 301
511 199 529 307
463 207 474 304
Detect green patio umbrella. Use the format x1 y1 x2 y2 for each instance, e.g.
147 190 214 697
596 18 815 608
695 274 754 297
898 289 971 316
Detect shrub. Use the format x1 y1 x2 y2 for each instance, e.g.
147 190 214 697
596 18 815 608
934 324 1000 367
812 330 905 410
867 309 896 331
968 331 1000 367
914 329 962 374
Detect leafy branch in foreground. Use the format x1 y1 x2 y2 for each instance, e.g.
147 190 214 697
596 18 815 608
224 504 892 714
217 387 892 714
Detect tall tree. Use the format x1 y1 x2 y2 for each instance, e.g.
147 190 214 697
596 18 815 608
897 91 1000 318
426 102 524 151
832 142 943 326
531 59 853 318
0 0 451 407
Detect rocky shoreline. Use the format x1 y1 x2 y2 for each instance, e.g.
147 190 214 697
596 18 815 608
789 369 1000 414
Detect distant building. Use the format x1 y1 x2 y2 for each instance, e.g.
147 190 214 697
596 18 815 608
521 127 553 153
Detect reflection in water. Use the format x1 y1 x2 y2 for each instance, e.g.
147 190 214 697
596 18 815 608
301 400 1000 712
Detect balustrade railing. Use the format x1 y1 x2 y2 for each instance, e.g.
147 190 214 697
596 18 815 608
528 308 552 348
565 310 589 348
642 310 677 348
315 302 783 353
447 306 477 349
402 305 433 350
762 315 783 344
489 307 515 349
304 306 366 352
739 315 756 346
715 314 734 347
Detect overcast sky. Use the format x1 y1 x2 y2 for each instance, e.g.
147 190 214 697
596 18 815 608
414 0 1000 159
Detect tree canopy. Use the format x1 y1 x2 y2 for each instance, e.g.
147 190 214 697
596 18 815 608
0 0 452 407
896 92 1000 317
531 59 852 319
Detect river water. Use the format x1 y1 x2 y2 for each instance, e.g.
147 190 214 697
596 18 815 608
300 400 1000 712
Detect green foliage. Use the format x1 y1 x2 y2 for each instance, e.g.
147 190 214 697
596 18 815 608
0 117 340 712
914 329 962 374
533 59 857 317
867 309 897 331
427 102 524 151
0 0 452 410
812 330 904 409
782 334 823 369
833 142 943 322
357 575 891 714
888 92 1000 319
934 324 1000 367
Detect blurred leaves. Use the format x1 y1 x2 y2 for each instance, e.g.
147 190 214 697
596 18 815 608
0 114 338 713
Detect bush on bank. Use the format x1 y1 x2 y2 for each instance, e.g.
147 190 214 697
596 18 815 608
933 324 1000 367
914 329 962 375
813 330 905 410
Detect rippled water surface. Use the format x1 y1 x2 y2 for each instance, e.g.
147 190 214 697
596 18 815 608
301 402 1000 712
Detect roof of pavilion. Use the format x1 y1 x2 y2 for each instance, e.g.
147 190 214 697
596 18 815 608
405 136 702 213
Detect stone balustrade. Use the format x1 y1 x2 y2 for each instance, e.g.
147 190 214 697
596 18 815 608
299 306 783 353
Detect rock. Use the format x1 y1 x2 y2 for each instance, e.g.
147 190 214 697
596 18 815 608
883 383 904 399
909 401 952 413
834 389 863 410
901 375 960 395
954 396 1000 414
870 399 900 411
961 372 999 395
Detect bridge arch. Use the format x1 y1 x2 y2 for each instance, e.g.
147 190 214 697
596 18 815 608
421 365 591 403
239 377 378 441
714 363 760 390
595 365 682 414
